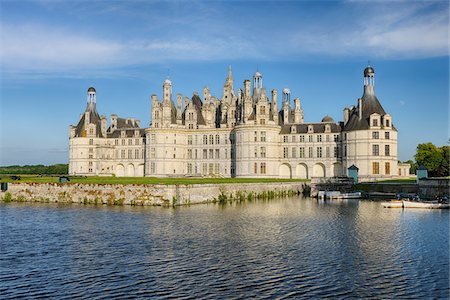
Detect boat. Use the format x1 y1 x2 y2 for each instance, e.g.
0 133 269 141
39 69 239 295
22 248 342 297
402 200 449 209
318 191 362 199
381 200 449 209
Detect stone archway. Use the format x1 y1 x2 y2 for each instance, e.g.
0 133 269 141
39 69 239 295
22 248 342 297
116 164 125 177
279 163 292 179
296 163 308 179
126 164 135 177
136 164 145 177
313 163 326 178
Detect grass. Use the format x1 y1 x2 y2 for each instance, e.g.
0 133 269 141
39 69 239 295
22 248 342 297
0 174 309 185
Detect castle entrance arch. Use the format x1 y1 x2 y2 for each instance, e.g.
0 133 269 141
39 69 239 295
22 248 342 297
296 163 308 179
313 163 326 178
126 164 135 177
279 163 292 179
116 164 125 177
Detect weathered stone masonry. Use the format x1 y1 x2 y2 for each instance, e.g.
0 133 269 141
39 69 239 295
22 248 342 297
0 182 307 206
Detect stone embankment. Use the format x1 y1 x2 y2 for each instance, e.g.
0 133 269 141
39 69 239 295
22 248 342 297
0 182 309 206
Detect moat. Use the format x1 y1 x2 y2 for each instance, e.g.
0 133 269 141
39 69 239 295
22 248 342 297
1 196 448 298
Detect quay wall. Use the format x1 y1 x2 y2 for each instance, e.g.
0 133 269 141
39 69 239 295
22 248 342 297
0 182 308 206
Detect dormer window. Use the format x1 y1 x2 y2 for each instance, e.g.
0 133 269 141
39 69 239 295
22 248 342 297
373 119 378 127
308 125 314 133
134 130 139 137
386 119 390 127
325 125 331 133
291 125 296 133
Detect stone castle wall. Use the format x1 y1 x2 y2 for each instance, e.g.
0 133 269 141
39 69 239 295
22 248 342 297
0 182 307 206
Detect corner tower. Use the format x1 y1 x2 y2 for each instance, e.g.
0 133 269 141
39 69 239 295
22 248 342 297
342 65 398 181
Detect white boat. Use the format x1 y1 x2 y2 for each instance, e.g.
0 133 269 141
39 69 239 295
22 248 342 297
323 191 362 199
402 200 449 209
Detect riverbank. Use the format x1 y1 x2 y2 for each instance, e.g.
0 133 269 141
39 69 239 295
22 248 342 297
0 181 308 206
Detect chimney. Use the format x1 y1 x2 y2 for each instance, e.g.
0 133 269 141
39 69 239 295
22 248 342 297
358 98 363 120
101 115 107 136
344 107 349 125
244 80 251 98
135 119 140 128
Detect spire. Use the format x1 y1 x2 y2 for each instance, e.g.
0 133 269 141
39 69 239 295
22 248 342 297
227 65 233 81
363 63 375 96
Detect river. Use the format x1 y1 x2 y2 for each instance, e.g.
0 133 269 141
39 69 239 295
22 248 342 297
0 196 449 299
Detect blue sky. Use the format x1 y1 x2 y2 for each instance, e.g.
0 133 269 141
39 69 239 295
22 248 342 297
0 0 448 165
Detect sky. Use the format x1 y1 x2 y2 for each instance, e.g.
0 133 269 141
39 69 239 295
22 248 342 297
0 0 448 165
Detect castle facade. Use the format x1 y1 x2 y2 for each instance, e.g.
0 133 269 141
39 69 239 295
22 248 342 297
69 66 410 180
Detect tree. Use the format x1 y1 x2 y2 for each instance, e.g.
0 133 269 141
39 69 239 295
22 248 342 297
414 143 448 177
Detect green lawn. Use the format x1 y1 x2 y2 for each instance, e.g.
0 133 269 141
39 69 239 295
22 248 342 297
0 175 309 185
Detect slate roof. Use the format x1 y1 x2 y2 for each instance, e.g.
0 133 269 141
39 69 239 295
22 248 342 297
107 128 145 138
280 122 342 134
191 94 206 125
74 103 104 138
343 90 396 132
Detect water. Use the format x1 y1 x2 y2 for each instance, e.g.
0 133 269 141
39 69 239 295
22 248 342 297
1 197 449 299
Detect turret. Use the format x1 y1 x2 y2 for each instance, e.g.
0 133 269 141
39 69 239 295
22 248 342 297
294 97 303 124
163 79 172 103
343 107 349 125
363 65 375 96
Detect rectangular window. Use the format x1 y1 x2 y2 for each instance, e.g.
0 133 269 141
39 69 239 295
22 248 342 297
150 162 155 174
372 131 379 139
334 146 338 158
121 149 125 159
115 139 119 145
292 147 296 158
203 149 207 159
326 147 330 158
215 135 220 144
292 136 296 143
386 119 390 127
255 131 258 142
317 135 322 142
260 163 266 174
260 119 265 125
122 139 125 146
203 135 208 145
214 163 219 174
89 139 93 145
372 144 379 156
344 145 347 156
317 147 322 158
254 162 258 174
254 146 258 158
209 149 213 159
128 139 132 146
151 134 156 143
135 139 140 145
260 106 265 114
260 147 266 158
173 148 176 159
283 136 288 143
385 162 390 175
385 145 390 156
215 149 220 159
128 149 132 159
261 131 266 142
308 135 313 142
308 147 313 158
385 132 390 139
373 119 378 127
208 163 214 174
195 149 198 159
326 135 330 142
209 135 214 145
202 163 207 175
334 134 339 142
135 149 139 159
373 162 380 175
188 135 193 145
187 163 192 174
299 135 305 142
188 149 192 159
283 147 288 158
299 147 305 158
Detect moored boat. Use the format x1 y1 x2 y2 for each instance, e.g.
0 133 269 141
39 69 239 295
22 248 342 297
402 200 449 209
381 200 403 208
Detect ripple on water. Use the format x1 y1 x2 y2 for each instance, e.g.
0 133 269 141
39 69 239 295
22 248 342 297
0 198 449 299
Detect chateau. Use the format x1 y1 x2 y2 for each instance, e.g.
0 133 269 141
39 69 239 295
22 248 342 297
69 65 410 180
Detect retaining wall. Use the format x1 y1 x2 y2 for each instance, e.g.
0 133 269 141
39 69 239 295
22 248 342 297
0 182 308 206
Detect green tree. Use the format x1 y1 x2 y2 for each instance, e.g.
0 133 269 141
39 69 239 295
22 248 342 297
415 143 447 177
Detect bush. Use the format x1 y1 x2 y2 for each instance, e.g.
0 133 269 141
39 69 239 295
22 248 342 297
3 192 12 202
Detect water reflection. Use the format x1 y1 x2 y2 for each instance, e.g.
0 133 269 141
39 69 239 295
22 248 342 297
0 197 448 299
